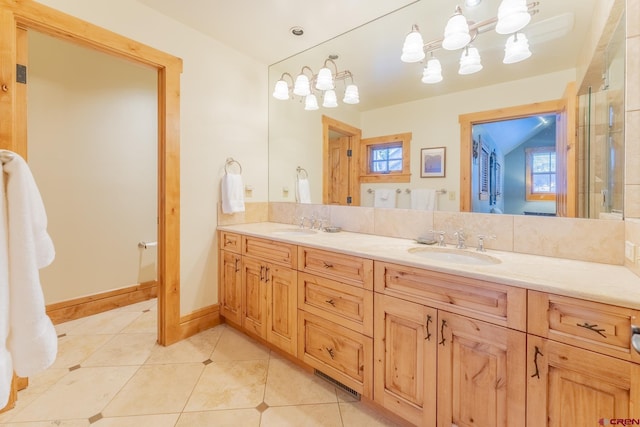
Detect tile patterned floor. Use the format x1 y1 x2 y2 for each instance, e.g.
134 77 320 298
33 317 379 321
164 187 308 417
0 300 400 426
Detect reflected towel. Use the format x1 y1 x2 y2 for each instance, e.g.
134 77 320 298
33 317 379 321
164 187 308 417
2 153 57 397
0 163 11 407
221 173 245 214
411 188 437 211
374 189 396 208
296 178 311 204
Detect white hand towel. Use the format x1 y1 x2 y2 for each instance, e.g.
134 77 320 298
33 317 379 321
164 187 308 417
411 188 437 211
3 153 57 383
0 164 12 408
374 189 396 208
221 173 245 214
295 178 311 204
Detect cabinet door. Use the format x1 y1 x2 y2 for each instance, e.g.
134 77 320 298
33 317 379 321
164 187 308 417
266 264 297 356
374 294 437 427
241 257 267 339
527 335 640 426
437 312 526 427
219 250 242 326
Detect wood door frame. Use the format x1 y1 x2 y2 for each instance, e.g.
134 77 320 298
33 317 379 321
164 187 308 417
0 0 182 346
458 98 569 214
322 115 361 206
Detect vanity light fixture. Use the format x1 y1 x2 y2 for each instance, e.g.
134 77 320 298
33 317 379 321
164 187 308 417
401 1 538 83
272 57 359 110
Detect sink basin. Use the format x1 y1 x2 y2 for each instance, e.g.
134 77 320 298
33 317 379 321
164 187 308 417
270 228 318 236
408 247 501 265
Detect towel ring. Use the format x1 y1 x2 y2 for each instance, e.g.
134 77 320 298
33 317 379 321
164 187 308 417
0 149 15 165
225 157 242 174
296 166 308 179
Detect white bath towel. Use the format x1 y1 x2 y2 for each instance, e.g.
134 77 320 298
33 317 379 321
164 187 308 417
0 164 12 408
411 188 437 211
295 178 311 204
374 189 396 208
2 153 57 404
221 173 245 214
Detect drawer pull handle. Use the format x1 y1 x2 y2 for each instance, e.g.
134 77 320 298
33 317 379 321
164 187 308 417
326 299 336 307
425 314 432 341
576 322 607 338
632 326 640 355
439 319 447 346
260 265 265 282
234 258 240 273
325 347 335 359
531 346 543 379
323 261 334 268
265 267 270 283
225 239 233 245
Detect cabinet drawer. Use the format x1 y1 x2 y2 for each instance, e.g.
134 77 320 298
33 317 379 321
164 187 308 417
243 236 296 268
219 231 241 253
374 261 526 331
298 310 373 398
298 272 373 337
528 290 640 363
298 247 373 289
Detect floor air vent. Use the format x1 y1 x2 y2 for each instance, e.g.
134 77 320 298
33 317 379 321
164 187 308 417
314 370 361 400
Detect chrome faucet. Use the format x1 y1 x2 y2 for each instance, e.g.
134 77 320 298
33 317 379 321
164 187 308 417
454 229 466 249
476 234 496 252
430 230 447 247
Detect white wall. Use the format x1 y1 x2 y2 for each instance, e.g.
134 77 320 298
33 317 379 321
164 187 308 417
34 0 269 314
28 32 157 304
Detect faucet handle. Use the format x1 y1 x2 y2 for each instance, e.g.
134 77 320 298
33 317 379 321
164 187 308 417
476 234 496 252
429 230 447 247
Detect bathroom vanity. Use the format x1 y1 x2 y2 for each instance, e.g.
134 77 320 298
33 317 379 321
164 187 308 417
218 222 640 426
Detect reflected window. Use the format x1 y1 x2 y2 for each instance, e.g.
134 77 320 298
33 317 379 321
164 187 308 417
371 144 403 173
526 146 556 201
360 132 412 183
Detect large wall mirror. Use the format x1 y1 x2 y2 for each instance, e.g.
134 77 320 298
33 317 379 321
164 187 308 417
268 0 625 219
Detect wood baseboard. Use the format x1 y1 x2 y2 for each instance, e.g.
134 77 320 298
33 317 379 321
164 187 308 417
179 304 221 341
46 281 158 325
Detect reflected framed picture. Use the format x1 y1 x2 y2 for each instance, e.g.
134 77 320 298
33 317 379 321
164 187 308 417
421 147 446 178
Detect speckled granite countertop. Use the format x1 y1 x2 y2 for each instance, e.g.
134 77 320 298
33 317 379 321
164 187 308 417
218 222 640 310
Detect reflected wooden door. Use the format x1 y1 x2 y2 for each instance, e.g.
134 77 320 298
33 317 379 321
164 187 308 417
327 135 351 205
556 82 577 217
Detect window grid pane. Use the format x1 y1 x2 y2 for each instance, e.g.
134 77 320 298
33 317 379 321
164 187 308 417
370 145 403 174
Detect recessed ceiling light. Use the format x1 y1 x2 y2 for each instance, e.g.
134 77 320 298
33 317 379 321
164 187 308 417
290 26 304 36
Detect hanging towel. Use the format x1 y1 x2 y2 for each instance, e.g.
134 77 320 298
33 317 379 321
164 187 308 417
221 173 245 214
0 164 11 408
1 153 57 406
374 189 396 208
411 188 437 211
295 178 311 204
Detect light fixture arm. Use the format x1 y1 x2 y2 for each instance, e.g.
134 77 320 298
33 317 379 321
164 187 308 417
278 72 295 85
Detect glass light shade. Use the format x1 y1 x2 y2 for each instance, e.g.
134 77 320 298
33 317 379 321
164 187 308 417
401 30 425 63
503 33 531 64
322 89 338 108
442 12 471 50
272 79 289 100
315 67 334 90
465 0 482 7
343 84 360 104
495 0 531 34
304 94 319 110
421 58 443 84
458 46 483 75
293 74 311 96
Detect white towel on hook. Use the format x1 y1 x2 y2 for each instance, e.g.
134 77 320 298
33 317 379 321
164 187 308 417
221 173 245 214
295 178 311 204
374 189 396 208
411 188 437 211
1 153 57 407
0 161 12 408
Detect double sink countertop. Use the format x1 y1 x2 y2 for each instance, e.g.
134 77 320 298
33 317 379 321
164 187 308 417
218 222 640 310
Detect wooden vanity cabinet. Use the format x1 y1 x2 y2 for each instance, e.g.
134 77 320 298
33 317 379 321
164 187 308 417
527 291 640 425
218 232 242 326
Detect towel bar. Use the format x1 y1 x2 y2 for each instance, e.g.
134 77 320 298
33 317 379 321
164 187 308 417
138 241 157 249
367 188 402 194
404 188 447 194
296 166 309 179
0 150 15 165
224 157 242 174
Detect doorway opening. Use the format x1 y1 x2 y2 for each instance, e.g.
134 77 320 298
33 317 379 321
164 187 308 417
322 115 361 206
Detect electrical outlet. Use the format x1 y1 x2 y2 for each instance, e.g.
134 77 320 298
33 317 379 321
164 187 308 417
448 191 456 201
627 241 637 261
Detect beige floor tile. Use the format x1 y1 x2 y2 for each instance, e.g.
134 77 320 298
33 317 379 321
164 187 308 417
65 311 143 335
51 335 114 370
11 366 138 422
0 420 90 426
339 402 400 426
336 388 359 403
145 327 223 365
210 327 270 362
183 360 268 412
175 409 260 427
93 413 179 426
119 311 157 333
260 403 343 427
82 333 157 367
54 317 89 336
102 363 203 417
264 358 337 406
